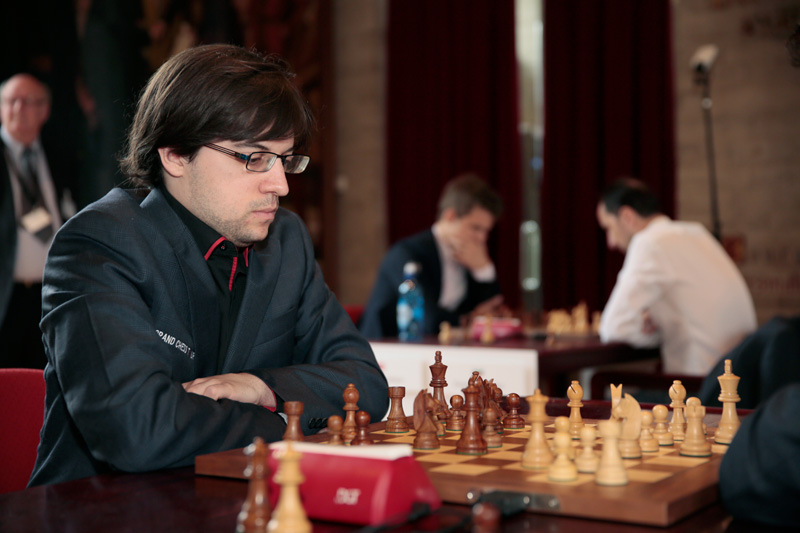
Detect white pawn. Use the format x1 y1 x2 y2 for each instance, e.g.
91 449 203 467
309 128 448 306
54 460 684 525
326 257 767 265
680 397 712 457
548 431 578 482
575 425 599 474
553 416 575 459
651 404 674 446
595 419 628 486
639 411 659 453
438 322 452 344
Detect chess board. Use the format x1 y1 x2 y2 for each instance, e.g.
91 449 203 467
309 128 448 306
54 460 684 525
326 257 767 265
195 417 728 527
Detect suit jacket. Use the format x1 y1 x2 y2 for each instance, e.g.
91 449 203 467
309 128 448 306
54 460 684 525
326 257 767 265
719 383 800 527
0 135 78 326
29 188 388 486
359 229 501 339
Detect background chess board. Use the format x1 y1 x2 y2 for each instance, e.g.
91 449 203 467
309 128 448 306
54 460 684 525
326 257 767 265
195 417 727 527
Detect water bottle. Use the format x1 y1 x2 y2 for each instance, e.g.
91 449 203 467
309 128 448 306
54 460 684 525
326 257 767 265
397 262 424 341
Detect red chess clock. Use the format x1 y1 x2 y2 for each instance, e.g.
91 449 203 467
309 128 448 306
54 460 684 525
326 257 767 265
267 441 441 525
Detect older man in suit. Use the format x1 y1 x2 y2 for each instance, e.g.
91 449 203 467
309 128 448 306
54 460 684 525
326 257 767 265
28 44 388 486
0 74 75 369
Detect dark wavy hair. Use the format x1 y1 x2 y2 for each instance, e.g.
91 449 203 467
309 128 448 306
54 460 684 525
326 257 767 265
119 44 315 187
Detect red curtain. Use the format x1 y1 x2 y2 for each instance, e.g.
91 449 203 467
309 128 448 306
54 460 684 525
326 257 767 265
387 0 522 309
541 0 675 312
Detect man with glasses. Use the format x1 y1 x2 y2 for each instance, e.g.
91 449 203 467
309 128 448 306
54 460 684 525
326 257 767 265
29 44 388 486
1 74 76 369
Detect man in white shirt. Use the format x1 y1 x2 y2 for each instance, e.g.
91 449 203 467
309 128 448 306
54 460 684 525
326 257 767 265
360 174 504 338
0 74 66 368
596 178 756 375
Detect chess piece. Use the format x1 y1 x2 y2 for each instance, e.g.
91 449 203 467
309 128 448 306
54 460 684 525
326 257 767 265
639 411 659 453
429 351 451 419
469 371 481 388
548 431 578 482
651 404 674 446
438 322 452 344
446 395 465 432
567 380 584 439
680 397 712 457
575 425 599 474
282 401 304 442
521 389 553 469
326 415 344 445
553 416 575 459
491 385 507 423
471 502 501 533
456 384 488 455
502 393 525 430
612 394 642 459
386 386 410 433
668 380 687 441
267 442 311 533
591 310 602 333
342 383 360 444
481 408 503 448
412 390 440 450
237 437 270 533
350 410 374 446
571 302 589 334
595 419 628 486
431 401 447 437
715 359 741 445
609 384 623 417
480 316 495 344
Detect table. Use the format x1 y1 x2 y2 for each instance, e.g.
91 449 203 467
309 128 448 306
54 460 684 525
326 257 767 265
0 468 736 532
371 336 659 413
1 401 745 532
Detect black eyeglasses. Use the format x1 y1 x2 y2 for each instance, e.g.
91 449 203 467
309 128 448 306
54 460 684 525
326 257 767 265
204 143 310 174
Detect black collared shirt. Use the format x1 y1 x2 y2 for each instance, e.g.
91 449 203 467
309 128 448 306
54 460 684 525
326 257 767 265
161 186 250 372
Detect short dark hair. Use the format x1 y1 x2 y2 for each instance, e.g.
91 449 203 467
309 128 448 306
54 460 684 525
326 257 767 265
120 44 315 187
599 177 661 217
437 173 504 219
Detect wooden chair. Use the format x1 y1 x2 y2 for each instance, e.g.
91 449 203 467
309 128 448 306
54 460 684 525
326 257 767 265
0 368 46 493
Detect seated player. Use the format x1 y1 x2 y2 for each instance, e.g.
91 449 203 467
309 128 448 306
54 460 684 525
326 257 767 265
718 382 800 527
28 44 388 486
359 174 505 339
595 178 756 375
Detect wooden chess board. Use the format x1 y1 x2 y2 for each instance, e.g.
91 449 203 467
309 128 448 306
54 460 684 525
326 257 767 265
195 417 728 527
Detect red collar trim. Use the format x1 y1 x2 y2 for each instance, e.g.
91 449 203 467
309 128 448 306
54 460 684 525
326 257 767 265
204 236 227 261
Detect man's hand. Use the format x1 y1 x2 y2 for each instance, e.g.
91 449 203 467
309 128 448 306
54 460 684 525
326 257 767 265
467 295 506 321
451 236 491 271
183 373 276 408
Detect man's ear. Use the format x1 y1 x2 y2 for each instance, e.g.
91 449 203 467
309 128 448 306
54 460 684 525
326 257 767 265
157 147 186 178
618 205 639 229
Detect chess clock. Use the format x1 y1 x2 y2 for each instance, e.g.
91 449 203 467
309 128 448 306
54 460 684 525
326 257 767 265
267 441 441 525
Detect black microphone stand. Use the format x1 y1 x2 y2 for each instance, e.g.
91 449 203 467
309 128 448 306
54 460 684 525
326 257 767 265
694 67 722 242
